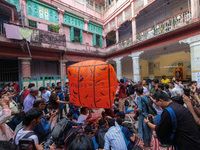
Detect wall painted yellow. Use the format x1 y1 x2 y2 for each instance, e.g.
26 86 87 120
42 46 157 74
153 51 190 77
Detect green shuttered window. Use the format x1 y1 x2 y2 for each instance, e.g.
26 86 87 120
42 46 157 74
89 22 103 47
26 0 58 24
63 13 84 30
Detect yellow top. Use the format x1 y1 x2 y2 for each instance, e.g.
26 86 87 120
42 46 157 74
161 78 170 84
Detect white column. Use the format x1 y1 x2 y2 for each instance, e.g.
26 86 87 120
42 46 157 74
113 57 123 80
179 35 200 81
130 51 143 82
191 0 200 20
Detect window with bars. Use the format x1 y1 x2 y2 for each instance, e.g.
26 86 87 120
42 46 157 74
103 0 114 12
86 0 93 9
95 3 102 14
28 19 37 28
93 34 102 47
70 27 83 43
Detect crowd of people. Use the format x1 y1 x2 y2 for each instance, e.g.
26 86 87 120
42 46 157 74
0 75 200 150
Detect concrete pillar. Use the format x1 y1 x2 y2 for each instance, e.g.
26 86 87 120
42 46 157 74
129 51 143 82
22 0 28 26
179 35 200 82
60 59 67 87
115 29 119 43
57 8 65 34
191 0 200 20
131 2 137 44
113 57 123 80
19 57 31 77
84 19 89 31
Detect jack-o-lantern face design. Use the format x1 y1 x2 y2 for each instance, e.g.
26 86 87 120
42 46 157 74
67 60 118 108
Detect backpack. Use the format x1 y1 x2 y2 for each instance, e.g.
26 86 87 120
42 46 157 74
157 107 177 145
64 127 83 146
123 116 138 134
97 128 108 148
141 97 157 116
51 118 69 140
120 126 130 146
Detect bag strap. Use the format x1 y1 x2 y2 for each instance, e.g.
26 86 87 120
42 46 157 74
140 97 150 113
165 107 177 141
23 131 35 139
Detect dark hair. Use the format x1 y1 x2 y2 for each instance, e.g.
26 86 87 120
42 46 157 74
152 78 159 84
80 107 87 114
99 118 106 127
52 83 55 86
155 91 171 102
136 87 143 95
107 118 115 128
171 96 184 105
164 83 169 89
28 83 35 88
120 79 124 83
65 82 69 84
116 118 123 126
158 83 164 90
162 75 166 79
0 141 16 150
23 109 42 126
169 82 174 86
84 124 92 134
191 81 197 84
39 87 45 92
55 86 61 90
67 111 74 118
67 134 95 150
57 82 61 86
33 98 45 108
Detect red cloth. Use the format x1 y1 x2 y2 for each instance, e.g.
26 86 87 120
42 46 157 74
13 83 20 94
119 84 126 99
23 89 30 100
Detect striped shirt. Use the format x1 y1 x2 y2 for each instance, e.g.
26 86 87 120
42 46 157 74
104 122 127 150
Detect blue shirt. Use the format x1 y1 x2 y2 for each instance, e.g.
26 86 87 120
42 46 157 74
34 117 51 141
104 122 127 150
121 126 134 150
57 92 64 109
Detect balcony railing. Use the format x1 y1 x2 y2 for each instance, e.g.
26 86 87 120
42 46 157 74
136 9 192 42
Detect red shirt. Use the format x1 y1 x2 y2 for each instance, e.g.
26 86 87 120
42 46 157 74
13 83 20 94
119 84 126 99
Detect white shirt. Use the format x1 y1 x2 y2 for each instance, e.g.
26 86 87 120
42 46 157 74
143 86 149 95
77 114 87 128
153 103 163 115
41 91 51 103
15 128 38 145
175 83 184 95
169 88 181 97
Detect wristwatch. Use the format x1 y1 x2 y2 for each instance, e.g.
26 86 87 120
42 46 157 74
146 121 149 125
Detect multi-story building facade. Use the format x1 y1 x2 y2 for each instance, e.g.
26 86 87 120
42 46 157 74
0 0 200 87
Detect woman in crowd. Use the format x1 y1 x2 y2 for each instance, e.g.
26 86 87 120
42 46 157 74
136 87 152 148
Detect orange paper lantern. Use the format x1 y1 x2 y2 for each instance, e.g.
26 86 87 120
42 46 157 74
67 60 118 108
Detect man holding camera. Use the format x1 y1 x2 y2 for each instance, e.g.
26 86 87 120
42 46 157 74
144 91 200 150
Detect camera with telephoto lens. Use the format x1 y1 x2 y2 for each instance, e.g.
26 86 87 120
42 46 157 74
43 137 54 150
142 113 154 123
